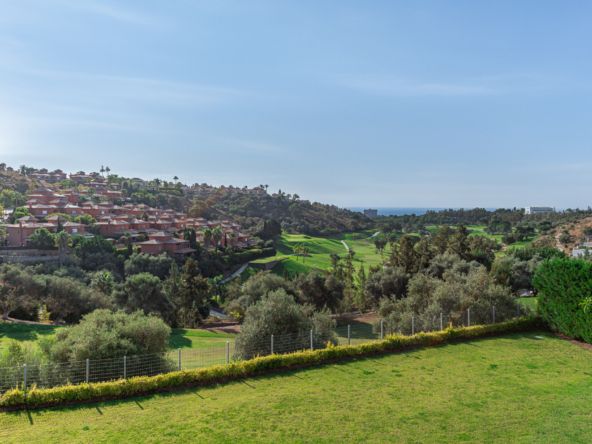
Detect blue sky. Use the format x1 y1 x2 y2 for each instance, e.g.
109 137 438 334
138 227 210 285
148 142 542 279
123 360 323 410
1 1 592 208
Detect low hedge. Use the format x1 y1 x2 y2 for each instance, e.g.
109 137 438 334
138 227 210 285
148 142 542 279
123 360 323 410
0 317 543 410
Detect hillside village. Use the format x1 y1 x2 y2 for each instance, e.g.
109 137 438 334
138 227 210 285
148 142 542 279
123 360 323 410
0 168 251 258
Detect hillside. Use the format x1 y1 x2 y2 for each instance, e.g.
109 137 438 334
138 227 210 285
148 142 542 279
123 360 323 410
0 163 372 236
2 332 590 443
186 184 372 235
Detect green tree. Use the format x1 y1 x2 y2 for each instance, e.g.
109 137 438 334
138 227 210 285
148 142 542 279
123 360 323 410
173 258 211 327
48 309 171 362
116 273 174 321
28 228 55 250
234 289 336 359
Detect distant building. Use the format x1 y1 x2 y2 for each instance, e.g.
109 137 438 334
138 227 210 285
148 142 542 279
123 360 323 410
363 208 378 218
525 207 555 215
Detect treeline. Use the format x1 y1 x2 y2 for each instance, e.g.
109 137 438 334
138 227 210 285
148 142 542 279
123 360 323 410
375 207 592 239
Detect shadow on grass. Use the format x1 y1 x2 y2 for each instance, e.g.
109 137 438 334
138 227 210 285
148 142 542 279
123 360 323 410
0 323 57 342
335 321 378 341
167 330 193 349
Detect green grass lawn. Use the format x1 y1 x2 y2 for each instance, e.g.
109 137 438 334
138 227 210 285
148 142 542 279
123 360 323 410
168 328 234 349
466 224 504 243
0 323 58 352
518 297 538 312
0 322 233 352
1 331 591 443
250 232 388 276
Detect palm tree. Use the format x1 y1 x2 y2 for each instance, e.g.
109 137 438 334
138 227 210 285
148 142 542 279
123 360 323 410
100 165 105 176
173 176 179 182
55 231 70 266
202 227 212 250
212 227 223 250
105 166 111 176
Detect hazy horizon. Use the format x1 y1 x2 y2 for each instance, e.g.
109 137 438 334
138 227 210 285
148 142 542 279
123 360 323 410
2 1 592 208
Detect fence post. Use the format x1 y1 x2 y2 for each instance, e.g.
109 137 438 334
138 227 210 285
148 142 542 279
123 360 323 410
85 358 90 383
411 315 415 335
123 355 127 379
467 308 471 327
310 329 314 351
178 348 182 371
380 319 384 339
271 334 274 354
23 364 27 392
492 306 496 324
347 324 351 345
440 312 443 331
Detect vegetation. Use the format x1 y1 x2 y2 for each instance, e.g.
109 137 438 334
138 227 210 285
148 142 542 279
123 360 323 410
47 310 171 362
234 289 336 359
534 258 592 343
0 317 540 410
3 329 586 443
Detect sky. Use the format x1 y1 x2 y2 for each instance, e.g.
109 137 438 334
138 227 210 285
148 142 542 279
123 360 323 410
1 1 592 208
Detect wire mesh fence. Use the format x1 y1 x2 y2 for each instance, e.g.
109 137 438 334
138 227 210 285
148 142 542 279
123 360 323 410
0 304 530 394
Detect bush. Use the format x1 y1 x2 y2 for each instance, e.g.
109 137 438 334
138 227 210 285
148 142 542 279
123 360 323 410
534 258 592 342
0 317 542 410
28 228 55 250
234 289 336 359
48 309 171 362
124 253 174 280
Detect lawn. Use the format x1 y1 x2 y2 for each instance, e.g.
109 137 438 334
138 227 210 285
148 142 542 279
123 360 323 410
250 232 388 276
0 322 233 352
518 297 538 312
1 331 591 443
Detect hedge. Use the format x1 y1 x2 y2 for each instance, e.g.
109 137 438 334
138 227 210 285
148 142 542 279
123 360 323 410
0 317 542 410
534 258 592 342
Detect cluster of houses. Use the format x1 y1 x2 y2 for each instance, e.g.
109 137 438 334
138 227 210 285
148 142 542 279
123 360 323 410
2 184 250 257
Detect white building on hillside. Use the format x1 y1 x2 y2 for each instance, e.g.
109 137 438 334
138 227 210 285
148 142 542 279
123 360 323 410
525 206 555 215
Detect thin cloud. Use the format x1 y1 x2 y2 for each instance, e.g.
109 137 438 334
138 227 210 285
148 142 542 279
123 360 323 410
57 0 158 26
218 137 285 155
339 75 496 97
337 73 549 98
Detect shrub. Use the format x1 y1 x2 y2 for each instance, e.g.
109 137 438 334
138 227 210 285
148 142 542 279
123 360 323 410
534 258 592 342
28 228 55 250
234 289 336 359
0 317 542 410
124 253 174 280
48 309 171 362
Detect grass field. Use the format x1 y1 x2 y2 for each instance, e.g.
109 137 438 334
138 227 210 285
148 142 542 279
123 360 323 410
0 322 234 352
518 297 538 312
250 231 388 276
1 331 591 443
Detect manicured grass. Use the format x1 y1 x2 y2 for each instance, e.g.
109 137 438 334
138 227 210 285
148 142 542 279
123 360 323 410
0 323 58 351
518 297 538 312
168 328 235 349
1 331 591 443
250 232 388 276
0 322 233 352
467 224 504 243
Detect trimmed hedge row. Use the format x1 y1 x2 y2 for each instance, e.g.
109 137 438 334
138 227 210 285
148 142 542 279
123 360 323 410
534 258 592 343
0 317 543 410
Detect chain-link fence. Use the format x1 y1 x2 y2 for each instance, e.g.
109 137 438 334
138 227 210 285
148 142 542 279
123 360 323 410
0 304 529 394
